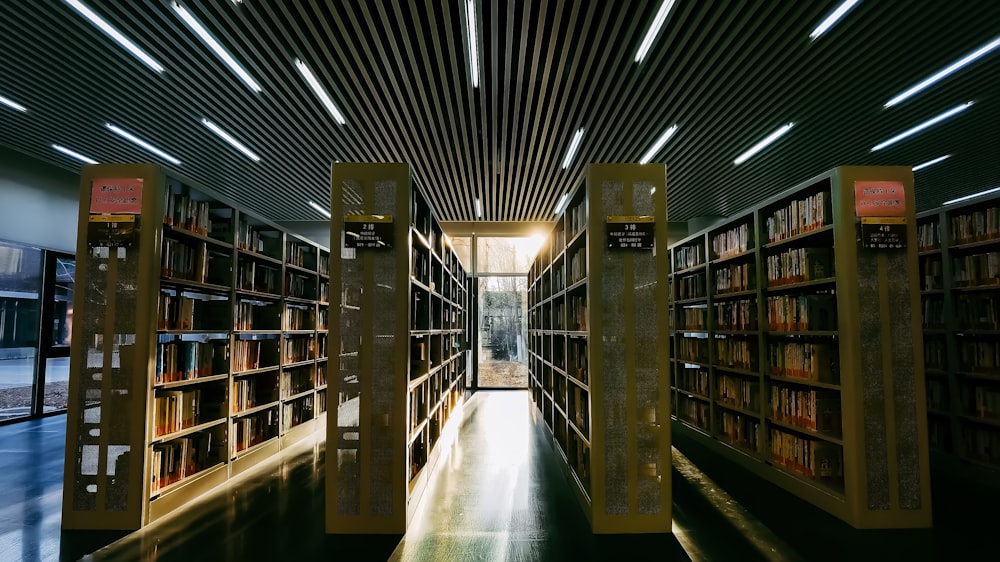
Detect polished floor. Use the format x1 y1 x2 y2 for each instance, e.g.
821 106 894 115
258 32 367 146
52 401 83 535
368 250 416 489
1 391 998 561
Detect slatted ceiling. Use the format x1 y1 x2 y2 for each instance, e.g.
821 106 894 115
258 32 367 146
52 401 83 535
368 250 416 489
1 2 999 227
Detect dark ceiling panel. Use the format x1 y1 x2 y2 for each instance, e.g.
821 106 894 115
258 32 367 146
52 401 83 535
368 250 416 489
0 0 998 226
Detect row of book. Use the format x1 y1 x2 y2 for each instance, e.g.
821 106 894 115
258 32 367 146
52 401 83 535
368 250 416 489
281 366 316 397
233 339 276 372
674 243 705 271
158 293 229 331
766 341 838 382
714 262 754 294
950 206 1000 245
964 384 1000 420
232 375 278 414
285 272 314 299
286 242 316 270
281 397 315 433
150 431 217 495
769 428 842 482
678 395 709 428
676 365 709 395
717 374 759 411
567 338 588 383
715 299 757 331
958 340 1000 373
766 247 832 287
164 192 217 237
924 339 946 370
569 246 587 284
568 295 587 331
284 306 314 331
955 294 1000 330
677 273 707 300
155 340 228 384
284 337 315 364
764 191 829 244
566 200 588 241
237 261 280 294
319 282 330 303
922 296 945 329
236 220 280 257
715 338 756 371
765 293 837 331
920 256 944 291
679 307 707 330
154 389 202 437
552 301 565 330
712 223 752 260
917 220 941 251
162 239 228 284
678 336 709 363
232 409 279 454
569 386 589 432
235 301 280 331
770 387 842 433
719 411 759 451
553 265 565 293
952 252 1000 287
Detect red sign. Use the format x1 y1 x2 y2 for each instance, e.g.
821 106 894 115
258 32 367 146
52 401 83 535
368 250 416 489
854 181 906 217
91 178 144 214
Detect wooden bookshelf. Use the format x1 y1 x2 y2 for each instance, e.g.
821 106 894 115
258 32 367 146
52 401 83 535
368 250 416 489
62 163 329 530
527 163 671 533
669 165 932 529
916 193 1000 470
326 163 469 534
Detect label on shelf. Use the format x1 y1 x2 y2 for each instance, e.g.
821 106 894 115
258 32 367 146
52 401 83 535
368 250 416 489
91 177 144 214
859 217 907 250
344 214 393 249
854 181 906 217
88 214 138 248
606 215 654 249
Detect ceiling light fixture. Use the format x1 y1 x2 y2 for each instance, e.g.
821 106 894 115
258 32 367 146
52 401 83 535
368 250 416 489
553 194 568 215
63 0 164 73
884 36 1000 108
809 0 860 40
295 59 347 125
944 186 1000 206
912 154 952 172
635 0 677 63
0 94 27 112
172 2 261 92
639 124 678 164
105 123 181 165
466 0 480 87
871 102 972 151
53 144 98 164
475 198 482 218
201 118 261 161
561 128 585 169
733 122 795 165
308 200 332 219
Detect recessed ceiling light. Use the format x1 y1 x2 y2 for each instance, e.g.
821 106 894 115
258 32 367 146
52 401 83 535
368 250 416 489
884 36 1000 108
912 154 951 172
308 200 332 219
0 94 27 112
172 2 261 92
52 144 98 165
553 194 568 215
466 0 480 87
635 0 677 64
295 59 347 125
640 124 678 164
475 198 482 218
105 123 181 165
201 118 260 162
63 0 164 73
871 102 972 152
944 186 1000 206
561 129 585 169
733 123 795 165
809 0 860 40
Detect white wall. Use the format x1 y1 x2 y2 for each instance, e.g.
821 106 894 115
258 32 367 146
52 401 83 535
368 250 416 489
0 146 79 253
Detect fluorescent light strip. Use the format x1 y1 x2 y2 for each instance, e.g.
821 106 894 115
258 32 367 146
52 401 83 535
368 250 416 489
105 123 181 165
0 94 27 112
64 0 164 73
295 59 346 125
561 128 585 169
635 0 677 63
475 198 482 218
944 186 1000 206
733 123 795 165
809 0 860 40
467 0 480 87
201 118 260 161
640 124 678 164
52 144 98 164
885 36 1000 108
871 102 972 151
308 200 332 218
172 2 261 92
912 154 951 172
553 194 568 215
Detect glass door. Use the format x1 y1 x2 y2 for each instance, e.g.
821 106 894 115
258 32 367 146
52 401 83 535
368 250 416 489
0 241 44 422
476 275 528 388
36 253 74 414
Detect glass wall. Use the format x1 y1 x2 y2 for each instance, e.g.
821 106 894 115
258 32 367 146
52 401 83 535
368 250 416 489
477 276 529 388
42 256 74 413
0 241 44 421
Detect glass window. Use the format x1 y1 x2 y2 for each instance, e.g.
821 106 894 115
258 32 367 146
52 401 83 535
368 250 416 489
0 241 44 421
475 236 546 274
43 256 74 413
451 236 472 272
477 276 528 388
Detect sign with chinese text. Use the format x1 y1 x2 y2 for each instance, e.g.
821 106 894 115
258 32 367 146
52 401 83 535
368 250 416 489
855 181 906 217
87 214 138 248
860 217 907 250
91 178 144 214
606 215 654 249
344 214 393 249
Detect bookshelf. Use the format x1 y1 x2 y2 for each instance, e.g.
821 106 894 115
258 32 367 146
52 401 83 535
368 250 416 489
668 165 932 528
527 163 671 533
916 193 1000 471
326 163 469 534
62 163 329 530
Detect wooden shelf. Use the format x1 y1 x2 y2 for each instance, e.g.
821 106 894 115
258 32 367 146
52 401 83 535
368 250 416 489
761 224 834 250
155 373 229 389
152 417 227 444
232 401 280 418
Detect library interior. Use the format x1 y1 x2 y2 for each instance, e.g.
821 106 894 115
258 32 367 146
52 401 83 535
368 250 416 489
1 1 1000 560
